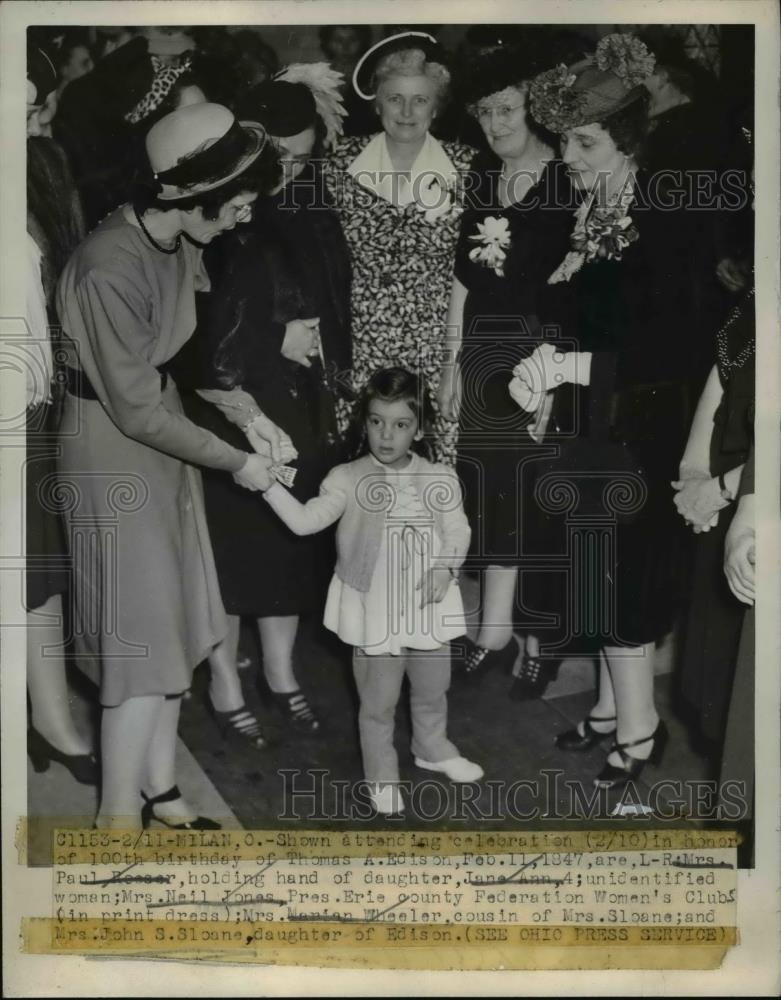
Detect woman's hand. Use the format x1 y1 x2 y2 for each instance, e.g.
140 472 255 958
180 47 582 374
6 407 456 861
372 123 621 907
245 412 298 464
417 567 453 608
671 474 729 529
724 494 755 605
437 366 461 422
281 317 320 368
509 343 591 409
233 453 275 493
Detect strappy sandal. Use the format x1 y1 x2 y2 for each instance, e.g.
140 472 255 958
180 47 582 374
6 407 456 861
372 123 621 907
272 689 321 734
457 636 519 683
207 698 271 750
509 654 561 701
555 715 617 752
593 721 669 789
140 785 221 830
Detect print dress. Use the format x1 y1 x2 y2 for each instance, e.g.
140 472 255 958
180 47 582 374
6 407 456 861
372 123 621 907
324 132 476 465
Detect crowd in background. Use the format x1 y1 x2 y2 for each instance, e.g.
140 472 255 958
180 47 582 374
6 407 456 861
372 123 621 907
24 23 756 825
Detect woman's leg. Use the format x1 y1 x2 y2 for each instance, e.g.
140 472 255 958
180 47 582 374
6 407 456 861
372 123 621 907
602 642 659 762
96 694 164 826
476 566 517 650
258 615 300 693
142 695 201 821
27 595 92 755
592 649 617 719
206 614 243 712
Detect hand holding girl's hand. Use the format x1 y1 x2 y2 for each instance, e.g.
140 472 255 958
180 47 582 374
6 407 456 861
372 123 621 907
417 567 453 608
245 413 298 464
233 453 274 493
281 317 320 368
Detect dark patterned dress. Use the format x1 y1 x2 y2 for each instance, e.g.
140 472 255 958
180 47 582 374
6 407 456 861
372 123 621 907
324 133 476 465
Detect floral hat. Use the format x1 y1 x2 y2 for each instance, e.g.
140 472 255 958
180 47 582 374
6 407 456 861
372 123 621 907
530 33 655 133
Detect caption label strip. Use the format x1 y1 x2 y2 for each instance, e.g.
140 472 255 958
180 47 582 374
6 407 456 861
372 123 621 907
23 829 738 969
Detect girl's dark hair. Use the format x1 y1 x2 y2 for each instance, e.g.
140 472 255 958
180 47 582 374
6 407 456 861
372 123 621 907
132 139 281 220
352 367 434 460
601 93 651 159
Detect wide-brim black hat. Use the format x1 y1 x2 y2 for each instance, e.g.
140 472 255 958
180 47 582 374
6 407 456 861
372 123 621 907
235 80 317 138
352 30 443 100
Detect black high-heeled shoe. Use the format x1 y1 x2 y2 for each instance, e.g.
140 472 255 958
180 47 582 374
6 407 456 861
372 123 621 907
457 636 519 683
555 715 617 752
206 696 271 751
140 785 221 830
509 654 562 701
271 689 321 734
27 728 99 785
593 721 669 789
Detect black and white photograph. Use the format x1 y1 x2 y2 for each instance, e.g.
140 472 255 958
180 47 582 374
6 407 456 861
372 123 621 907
2 0 779 994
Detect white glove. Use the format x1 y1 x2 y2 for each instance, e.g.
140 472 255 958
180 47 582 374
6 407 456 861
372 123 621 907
508 376 545 413
511 343 591 400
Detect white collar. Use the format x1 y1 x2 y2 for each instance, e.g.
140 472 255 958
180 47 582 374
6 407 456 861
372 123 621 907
347 132 457 209
369 451 418 474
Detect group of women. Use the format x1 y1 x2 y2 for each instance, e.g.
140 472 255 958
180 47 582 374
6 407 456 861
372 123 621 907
25 27 754 827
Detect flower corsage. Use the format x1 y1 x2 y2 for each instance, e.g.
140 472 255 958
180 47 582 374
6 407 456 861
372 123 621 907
548 187 638 284
468 216 511 276
414 174 460 224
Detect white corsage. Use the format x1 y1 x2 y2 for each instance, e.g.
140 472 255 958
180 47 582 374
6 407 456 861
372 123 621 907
414 174 459 224
468 216 511 276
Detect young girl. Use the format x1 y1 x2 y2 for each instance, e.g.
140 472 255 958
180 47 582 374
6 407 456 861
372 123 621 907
262 367 483 814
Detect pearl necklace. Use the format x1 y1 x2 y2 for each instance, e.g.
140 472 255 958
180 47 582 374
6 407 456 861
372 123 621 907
716 288 755 372
133 205 181 254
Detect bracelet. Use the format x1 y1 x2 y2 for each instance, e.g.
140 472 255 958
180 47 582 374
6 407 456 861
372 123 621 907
718 472 735 502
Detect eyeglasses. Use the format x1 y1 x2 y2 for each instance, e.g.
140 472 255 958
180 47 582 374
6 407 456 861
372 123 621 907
474 104 524 123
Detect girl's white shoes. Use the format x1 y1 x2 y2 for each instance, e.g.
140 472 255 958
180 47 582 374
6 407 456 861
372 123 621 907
367 757 484 814
368 783 406 815
414 756 484 782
